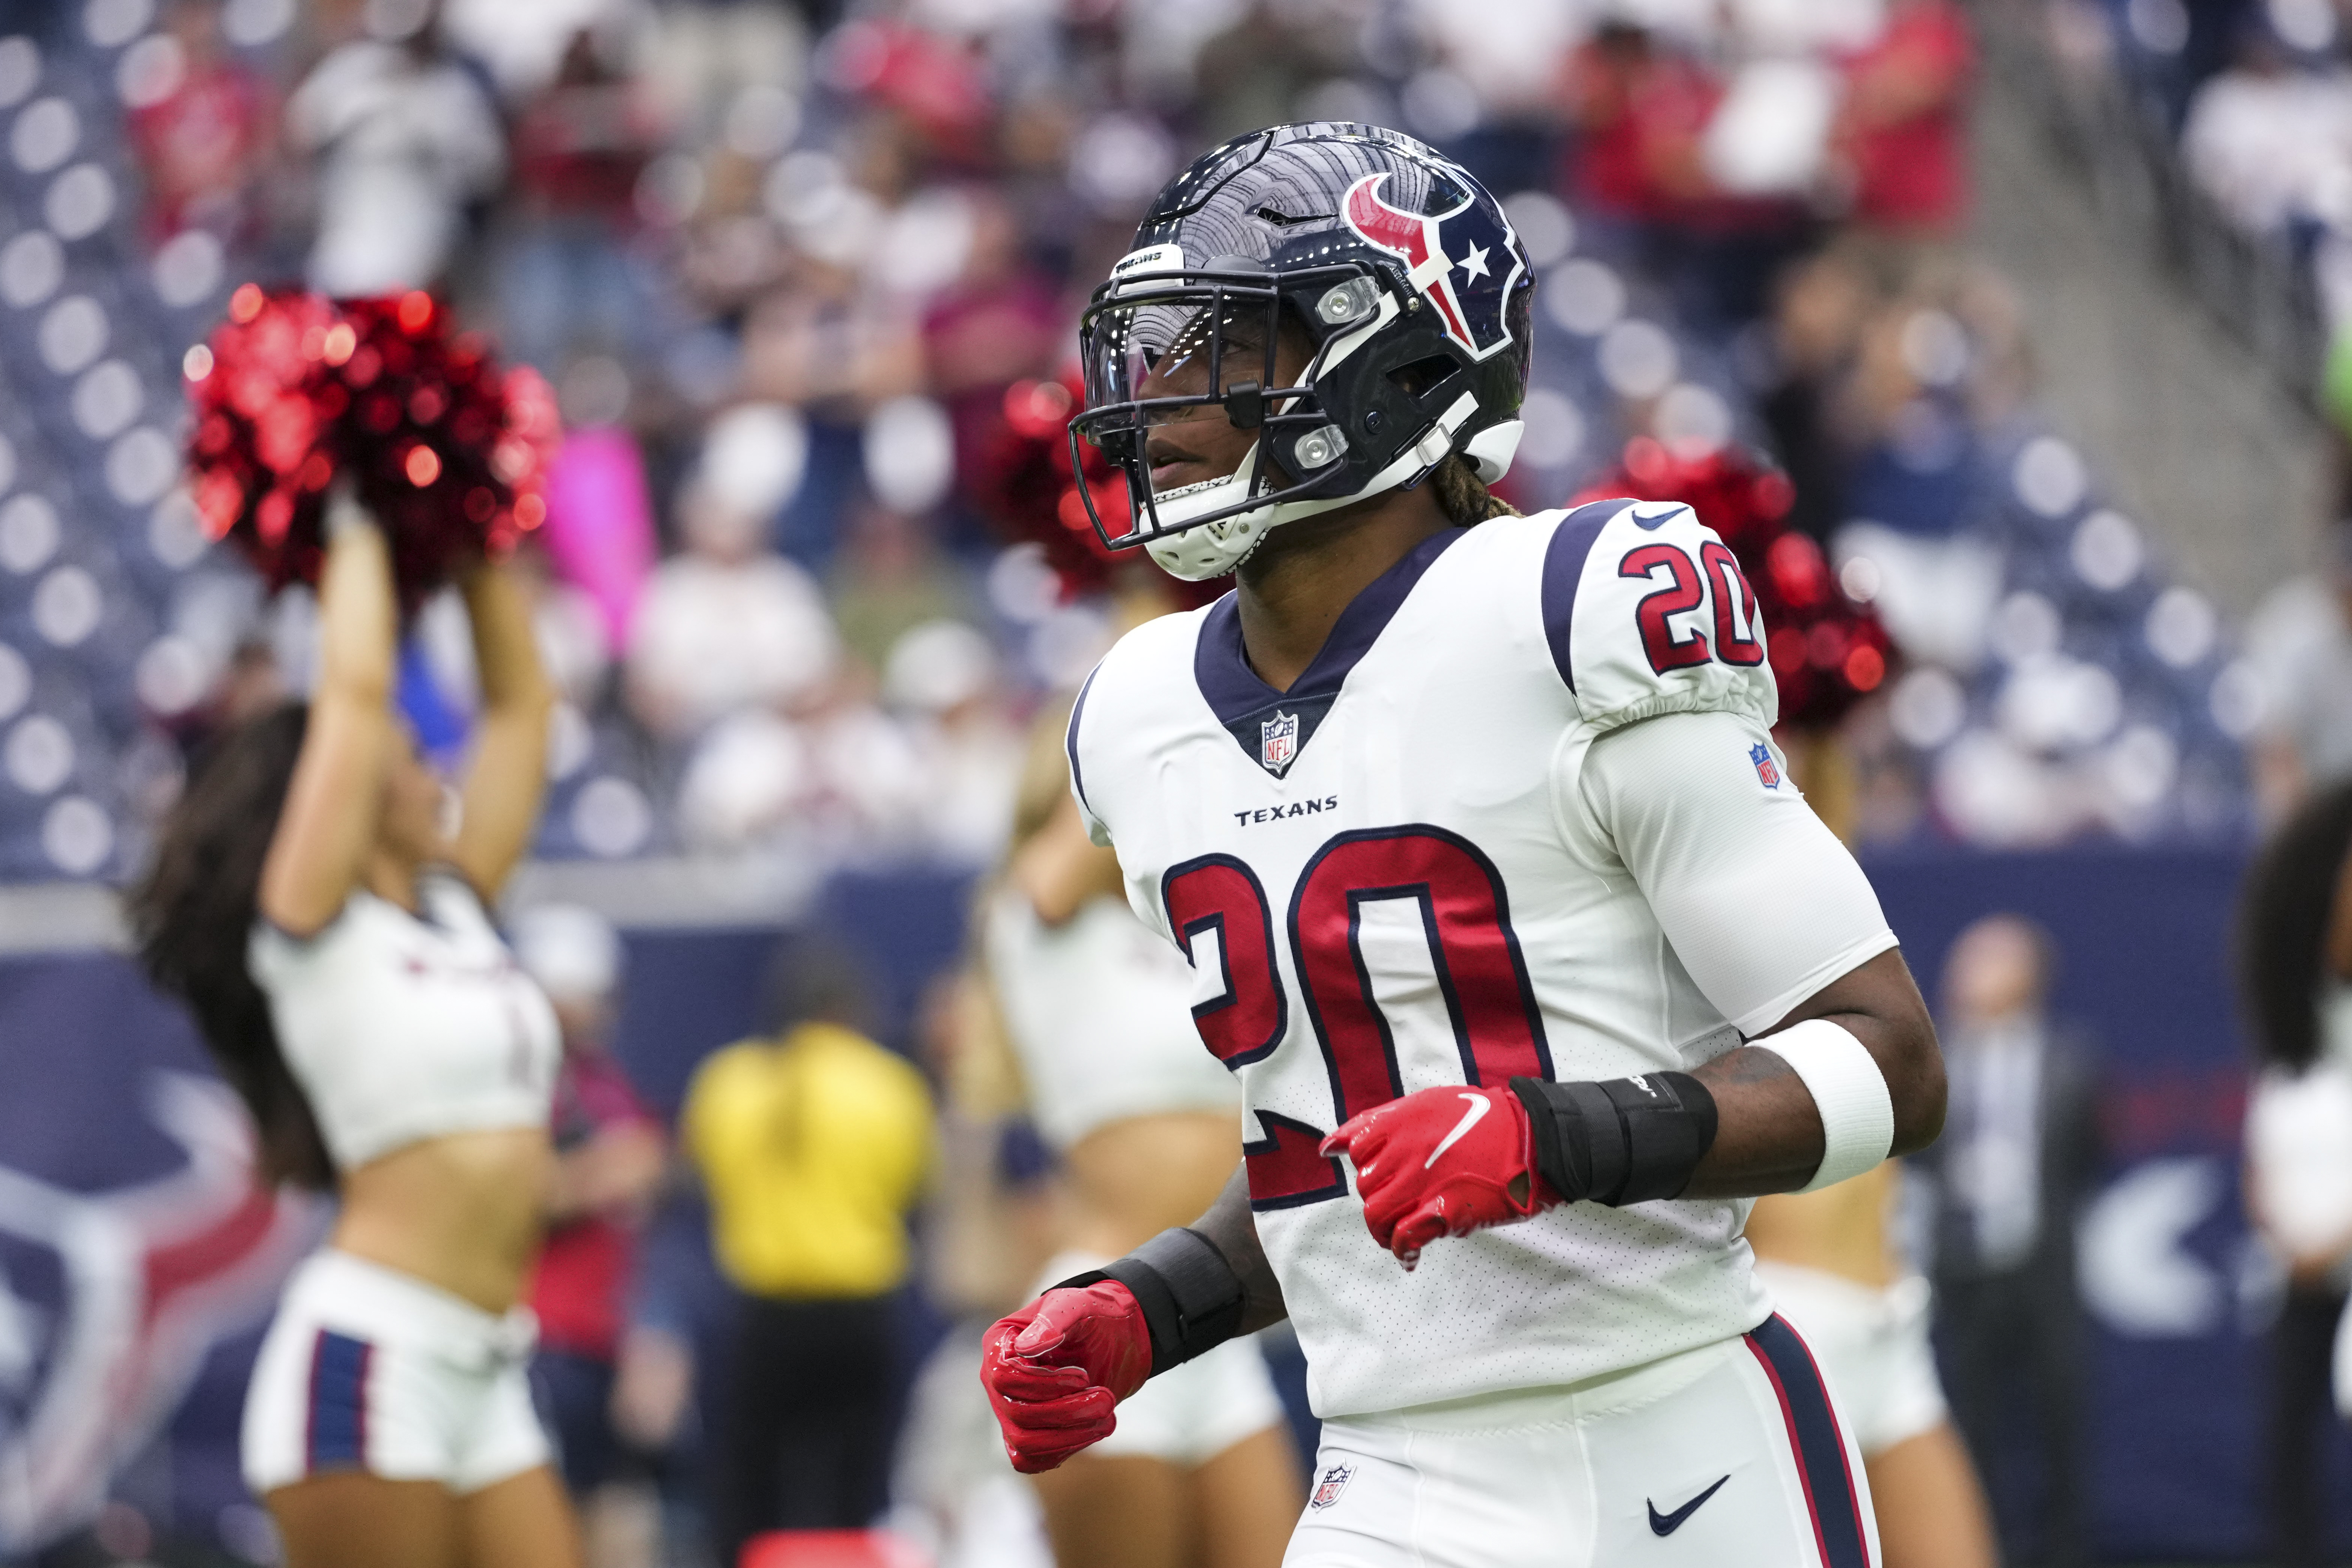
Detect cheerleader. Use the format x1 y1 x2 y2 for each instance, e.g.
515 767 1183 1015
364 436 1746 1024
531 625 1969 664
2238 779 2352 1568
131 496 574 1568
982 700 1303 1568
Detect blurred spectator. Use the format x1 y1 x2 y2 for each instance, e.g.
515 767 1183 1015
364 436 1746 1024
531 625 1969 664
739 256 926 415
2236 780 2352 1568
1560 14 1819 327
626 438 843 741
2245 525 2352 816
609 1193 721 1567
1560 21 1714 236
541 355 661 653
1830 0 1974 237
124 0 274 245
515 905 669 1564
922 189 1062 520
1917 915 2102 1568
828 509 977 673
920 192 1058 402
882 619 1021 865
498 27 667 372
1758 244 1877 542
1187 7 1362 150
285 0 506 296
682 944 934 1562
2182 19 2352 242
674 683 934 859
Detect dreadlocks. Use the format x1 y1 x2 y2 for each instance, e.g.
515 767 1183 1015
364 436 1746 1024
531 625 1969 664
1430 453 1521 527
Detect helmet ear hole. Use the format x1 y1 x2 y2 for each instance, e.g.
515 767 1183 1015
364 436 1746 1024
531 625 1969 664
1387 354 1461 403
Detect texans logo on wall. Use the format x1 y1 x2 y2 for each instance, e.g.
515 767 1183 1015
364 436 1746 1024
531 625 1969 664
0 1068 316 1553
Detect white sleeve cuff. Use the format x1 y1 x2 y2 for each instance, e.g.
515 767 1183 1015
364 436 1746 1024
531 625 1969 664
1758 1018 1894 1192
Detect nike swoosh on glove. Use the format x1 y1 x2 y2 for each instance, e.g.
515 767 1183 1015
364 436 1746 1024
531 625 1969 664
1321 1083 1559 1269
980 1282 1153 1473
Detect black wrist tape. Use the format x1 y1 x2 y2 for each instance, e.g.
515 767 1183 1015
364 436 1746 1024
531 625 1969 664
1510 1071 1719 1207
1050 1226 1247 1377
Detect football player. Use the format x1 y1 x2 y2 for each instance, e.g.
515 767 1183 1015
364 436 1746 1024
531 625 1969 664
980 123 1945 1567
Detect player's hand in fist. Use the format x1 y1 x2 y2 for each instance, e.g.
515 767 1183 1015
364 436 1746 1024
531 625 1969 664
1323 1083 1558 1269
980 1282 1153 1472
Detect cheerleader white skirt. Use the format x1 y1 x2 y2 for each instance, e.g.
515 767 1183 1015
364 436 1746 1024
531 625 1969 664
242 1249 552 1496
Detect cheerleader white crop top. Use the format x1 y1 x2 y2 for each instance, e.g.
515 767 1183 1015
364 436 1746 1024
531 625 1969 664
249 868 561 1172
985 888 1239 1151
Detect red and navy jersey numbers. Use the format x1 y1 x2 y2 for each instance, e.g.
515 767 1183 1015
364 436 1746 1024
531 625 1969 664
1168 825 1552 1212
1541 497 1778 728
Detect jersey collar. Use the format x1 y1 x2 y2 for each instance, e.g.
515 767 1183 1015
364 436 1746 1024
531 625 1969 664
1194 524 1468 778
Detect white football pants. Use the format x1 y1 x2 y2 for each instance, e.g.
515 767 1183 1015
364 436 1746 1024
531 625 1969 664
1285 1313 1879 1568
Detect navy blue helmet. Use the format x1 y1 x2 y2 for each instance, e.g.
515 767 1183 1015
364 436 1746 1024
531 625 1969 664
1071 122 1536 579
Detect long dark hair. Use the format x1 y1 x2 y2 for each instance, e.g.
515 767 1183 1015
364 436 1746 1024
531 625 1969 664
1430 453 1520 527
2238 777 2352 1071
127 703 335 1187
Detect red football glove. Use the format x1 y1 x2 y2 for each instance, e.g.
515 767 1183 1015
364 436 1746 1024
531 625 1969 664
979 1282 1153 1473
1322 1083 1558 1269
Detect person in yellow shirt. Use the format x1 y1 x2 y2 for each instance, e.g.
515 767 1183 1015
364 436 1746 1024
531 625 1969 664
682 947 934 1565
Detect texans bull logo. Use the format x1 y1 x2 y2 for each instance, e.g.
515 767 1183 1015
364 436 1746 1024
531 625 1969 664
0 1073 317 1554
1340 172 1522 363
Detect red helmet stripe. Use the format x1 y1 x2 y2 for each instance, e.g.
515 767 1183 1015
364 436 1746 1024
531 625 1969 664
1343 174 1429 271
1426 280 1473 348
1343 174 1476 351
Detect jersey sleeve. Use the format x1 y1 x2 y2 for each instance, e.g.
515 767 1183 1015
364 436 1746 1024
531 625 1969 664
1538 497 1778 736
1065 663 1112 848
1575 708 1897 1037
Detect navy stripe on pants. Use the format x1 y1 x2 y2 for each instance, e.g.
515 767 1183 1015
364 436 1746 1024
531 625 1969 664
306 1329 372 1474
1745 1312 1872 1568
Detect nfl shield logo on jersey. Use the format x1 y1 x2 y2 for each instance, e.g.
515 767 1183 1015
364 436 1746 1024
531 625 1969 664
1310 1462 1354 1511
1261 710 1300 774
1750 743 1782 790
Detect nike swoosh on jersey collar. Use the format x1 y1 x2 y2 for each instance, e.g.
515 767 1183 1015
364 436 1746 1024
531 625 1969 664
1194 525 1468 776
1647 1475 1730 1536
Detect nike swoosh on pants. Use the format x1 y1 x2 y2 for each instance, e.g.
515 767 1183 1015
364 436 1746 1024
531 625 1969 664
1647 1475 1730 1536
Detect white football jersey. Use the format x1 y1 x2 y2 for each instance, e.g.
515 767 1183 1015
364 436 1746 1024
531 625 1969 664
1068 499 1898 1418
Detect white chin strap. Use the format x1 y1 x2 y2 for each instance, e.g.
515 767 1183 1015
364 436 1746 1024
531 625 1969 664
1143 396 1519 582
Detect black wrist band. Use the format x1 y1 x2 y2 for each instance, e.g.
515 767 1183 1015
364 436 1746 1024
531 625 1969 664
1050 1226 1247 1377
1510 1071 1719 1206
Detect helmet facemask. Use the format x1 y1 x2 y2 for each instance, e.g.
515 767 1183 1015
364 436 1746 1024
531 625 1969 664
1071 259 1412 581
1068 124 1539 582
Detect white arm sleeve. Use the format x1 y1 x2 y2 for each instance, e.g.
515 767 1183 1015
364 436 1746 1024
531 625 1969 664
1577 709 1898 1037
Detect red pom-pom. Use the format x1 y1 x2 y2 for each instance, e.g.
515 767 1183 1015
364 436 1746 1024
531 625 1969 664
957 369 1221 609
185 286 561 613
1570 442 1895 729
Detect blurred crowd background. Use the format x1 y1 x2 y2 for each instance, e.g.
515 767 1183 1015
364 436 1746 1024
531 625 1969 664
5 0 2352 1564
8 0 2344 890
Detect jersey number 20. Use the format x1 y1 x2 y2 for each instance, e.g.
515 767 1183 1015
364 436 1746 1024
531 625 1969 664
1162 826 1552 1211
1620 541 1765 674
